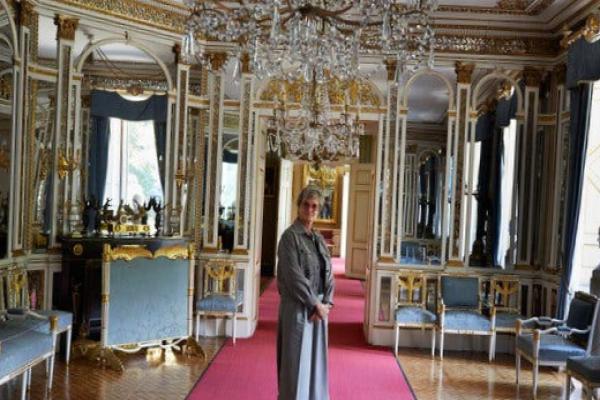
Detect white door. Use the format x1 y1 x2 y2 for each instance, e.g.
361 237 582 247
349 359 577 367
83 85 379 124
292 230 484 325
275 159 294 276
345 163 375 279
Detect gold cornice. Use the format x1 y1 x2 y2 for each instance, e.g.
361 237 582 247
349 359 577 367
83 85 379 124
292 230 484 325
105 245 153 261
57 0 188 33
561 14 600 48
54 15 78 41
436 34 558 57
438 0 554 16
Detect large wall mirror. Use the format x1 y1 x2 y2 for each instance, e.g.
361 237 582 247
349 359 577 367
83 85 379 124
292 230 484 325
219 110 239 251
400 71 452 266
0 1 15 258
77 41 171 235
468 74 521 268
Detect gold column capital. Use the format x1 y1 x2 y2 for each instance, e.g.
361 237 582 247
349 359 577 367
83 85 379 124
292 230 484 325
455 62 475 84
523 66 543 87
241 53 251 74
18 0 37 29
54 15 79 41
208 52 228 71
385 59 397 81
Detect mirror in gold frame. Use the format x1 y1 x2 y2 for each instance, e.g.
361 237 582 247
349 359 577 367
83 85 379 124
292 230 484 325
302 164 343 227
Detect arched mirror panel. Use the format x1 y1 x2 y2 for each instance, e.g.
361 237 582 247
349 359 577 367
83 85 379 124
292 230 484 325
400 71 452 266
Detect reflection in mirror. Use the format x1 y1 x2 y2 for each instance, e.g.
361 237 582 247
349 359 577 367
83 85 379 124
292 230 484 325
31 81 55 249
401 73 449 266
80 44 169 236
219 111 239 252
0 6 12 257
469 79 518 267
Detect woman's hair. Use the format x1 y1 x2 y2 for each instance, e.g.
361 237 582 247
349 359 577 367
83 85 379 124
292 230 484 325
296 185 323 209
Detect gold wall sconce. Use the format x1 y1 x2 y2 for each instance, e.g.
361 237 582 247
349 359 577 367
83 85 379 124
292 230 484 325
58 148 80 179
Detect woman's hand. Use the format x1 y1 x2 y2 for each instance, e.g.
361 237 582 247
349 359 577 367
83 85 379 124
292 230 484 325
310 303 331 321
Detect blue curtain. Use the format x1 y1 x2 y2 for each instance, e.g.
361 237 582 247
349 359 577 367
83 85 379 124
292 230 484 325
558 84 592 317
87 116 110 202
154 122 167 194
89 90 168 202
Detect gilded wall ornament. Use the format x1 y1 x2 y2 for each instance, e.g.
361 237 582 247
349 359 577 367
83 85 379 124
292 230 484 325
523 66 543 87
561 14 600 48
455 62 475 84
435 35 558 57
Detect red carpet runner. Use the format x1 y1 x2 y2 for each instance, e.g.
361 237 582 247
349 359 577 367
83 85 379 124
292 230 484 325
187 258 414 399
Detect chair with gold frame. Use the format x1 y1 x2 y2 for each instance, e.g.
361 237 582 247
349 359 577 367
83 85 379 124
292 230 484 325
393 271 436 358
195 259 239 344
490 275 523 358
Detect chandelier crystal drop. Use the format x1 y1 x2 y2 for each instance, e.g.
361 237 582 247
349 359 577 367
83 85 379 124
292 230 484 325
266 77 364 163
183 0 438 82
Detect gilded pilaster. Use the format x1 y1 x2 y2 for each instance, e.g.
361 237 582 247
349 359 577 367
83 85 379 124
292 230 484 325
171 44 191 236
378 59 401 260
203 53 226 250
449 62 474 266
234 55 254 252
49 15 78 246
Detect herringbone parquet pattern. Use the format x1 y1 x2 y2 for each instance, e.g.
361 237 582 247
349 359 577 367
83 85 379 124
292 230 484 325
0 336 225 400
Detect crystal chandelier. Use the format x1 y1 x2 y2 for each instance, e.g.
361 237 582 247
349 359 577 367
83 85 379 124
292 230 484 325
266 76 364 163
183 0 438 82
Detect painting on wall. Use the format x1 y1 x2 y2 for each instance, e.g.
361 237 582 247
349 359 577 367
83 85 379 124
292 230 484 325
302 165 344 227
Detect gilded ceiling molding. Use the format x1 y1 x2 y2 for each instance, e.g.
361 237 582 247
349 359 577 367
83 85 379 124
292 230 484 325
56 0 187 33
560 14 600 48
434 34 558 57
54 15 78 41
455 62 475 84
439 0 554 16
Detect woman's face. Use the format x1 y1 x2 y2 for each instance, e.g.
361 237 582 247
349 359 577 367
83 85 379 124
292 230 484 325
298 196 320 225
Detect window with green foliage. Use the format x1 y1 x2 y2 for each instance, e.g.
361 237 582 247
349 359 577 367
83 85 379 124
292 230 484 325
104 118 163 206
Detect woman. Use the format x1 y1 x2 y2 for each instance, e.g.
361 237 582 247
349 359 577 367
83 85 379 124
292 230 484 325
277 186 335 400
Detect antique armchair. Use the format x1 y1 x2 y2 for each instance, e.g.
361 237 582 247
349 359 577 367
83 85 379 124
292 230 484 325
566 356 600 400
3 267 73 364
195 259 239 344
1 268 59 396
393 271 436 358
438 275 495 361
516 291 600 398
490 275 523 358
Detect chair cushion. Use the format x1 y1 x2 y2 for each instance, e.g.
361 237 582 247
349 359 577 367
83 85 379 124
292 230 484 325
197 294 237 313
517 334 587 362
35 309 73 331
496 311 523 330
395 306 436 325
443 310 491 332
441 276 479 308
0 320 54 378
567 356 600 383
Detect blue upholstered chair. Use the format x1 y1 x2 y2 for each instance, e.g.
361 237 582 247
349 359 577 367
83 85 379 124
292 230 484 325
4 267 73 364
490 276 523 359
516 292 600 398
195 259 239 344
566 356 600 400
438 275 495 361
1 269 59 398
393 271 436 358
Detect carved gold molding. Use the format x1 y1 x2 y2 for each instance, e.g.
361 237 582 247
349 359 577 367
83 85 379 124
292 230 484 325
18 0 36 29
208 53 228 71
54 15 78 41
154 243 195 259
438 0 554 16
523 66 543 87
561 14 600 48
385 59 397 81
104 245 153 262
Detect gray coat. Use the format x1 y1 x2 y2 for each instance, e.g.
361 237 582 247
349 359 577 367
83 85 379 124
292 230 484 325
276 220 334 400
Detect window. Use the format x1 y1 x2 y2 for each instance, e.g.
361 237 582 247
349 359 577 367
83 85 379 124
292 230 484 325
104 118 163 206
571 82 600 293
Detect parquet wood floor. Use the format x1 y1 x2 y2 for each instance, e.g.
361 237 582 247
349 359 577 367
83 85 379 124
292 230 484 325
397 348 585 400
0 336 225 400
